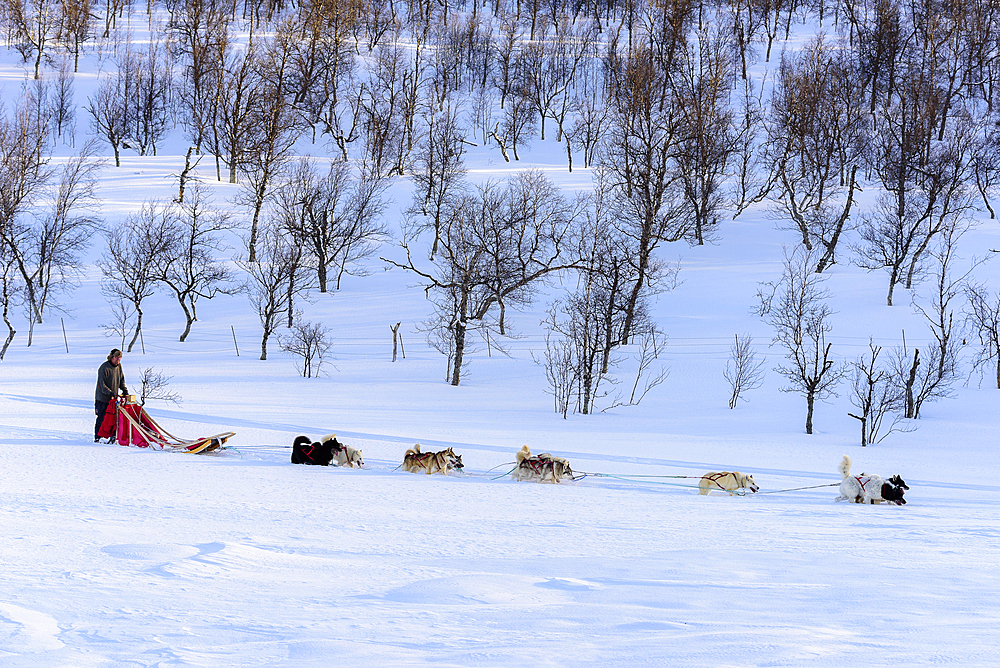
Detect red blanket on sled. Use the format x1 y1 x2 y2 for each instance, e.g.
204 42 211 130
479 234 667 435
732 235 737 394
97 398 163 448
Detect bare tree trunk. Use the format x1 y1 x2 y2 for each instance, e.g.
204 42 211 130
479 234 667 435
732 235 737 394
849 412 868 446
127 308 143 353
816 165 859 273
905 349 919 418
450 321 466 386
177 146 197 204
177 297 194 342
620 226 652 345
805 390 815 434
391 322 400 361
317 257 328 293
1 300 14 359
887 263 900 306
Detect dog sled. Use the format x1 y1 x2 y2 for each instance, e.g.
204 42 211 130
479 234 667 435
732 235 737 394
97 395 234 454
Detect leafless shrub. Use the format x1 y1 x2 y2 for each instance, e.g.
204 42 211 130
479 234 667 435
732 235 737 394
605 328 670 411
101 298 134 349
894 227 975 417
138 367 181 405
848 341 913 446
279 318 333 378
964 280 1000 389
724 333 766 409
532 333 578 419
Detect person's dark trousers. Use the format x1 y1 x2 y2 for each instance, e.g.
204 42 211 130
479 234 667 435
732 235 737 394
94 400 109 441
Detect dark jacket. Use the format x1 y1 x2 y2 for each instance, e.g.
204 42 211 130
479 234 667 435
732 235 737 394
95 361 128 402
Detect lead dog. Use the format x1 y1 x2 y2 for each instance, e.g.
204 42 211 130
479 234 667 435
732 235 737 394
317 433 364 468
698 471 759 495
513 445 574 483
836 455 907 505
402 444 464 474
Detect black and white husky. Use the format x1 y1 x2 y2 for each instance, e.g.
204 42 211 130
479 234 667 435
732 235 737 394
836 455 908 505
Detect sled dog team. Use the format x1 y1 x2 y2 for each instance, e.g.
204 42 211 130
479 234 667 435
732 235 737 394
290 435 908 503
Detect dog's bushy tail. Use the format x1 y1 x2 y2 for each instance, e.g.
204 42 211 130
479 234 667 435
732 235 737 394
516 445 531 463
404 443 422 458
839 455 852 480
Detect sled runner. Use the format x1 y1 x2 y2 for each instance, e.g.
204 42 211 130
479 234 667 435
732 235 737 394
98 395 234 454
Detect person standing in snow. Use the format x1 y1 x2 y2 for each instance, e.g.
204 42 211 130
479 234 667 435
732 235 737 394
94 348 128 442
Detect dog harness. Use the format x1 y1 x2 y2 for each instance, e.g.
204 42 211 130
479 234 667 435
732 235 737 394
703 472 732 490
301 440 345 462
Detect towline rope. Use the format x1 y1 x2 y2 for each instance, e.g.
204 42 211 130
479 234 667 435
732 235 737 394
489 463 518 480
757 483 841 494
201 444 844 495
579 472 842 495
577 471 713 491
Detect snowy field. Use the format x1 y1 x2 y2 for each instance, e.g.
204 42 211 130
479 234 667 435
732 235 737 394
3 9 1000 668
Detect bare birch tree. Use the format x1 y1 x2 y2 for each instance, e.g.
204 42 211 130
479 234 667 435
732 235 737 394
900 225 974 417
99 201 176 352
762 36 865 271
757 247 846 433
237 24 304 263
385 170 582 385
407 103 468 259
0 93 52 334
86 55 135 167
4 0 62 79
239 223 309 360
151 184 236 342
601 34 690 345
28 142 103 322
855 74 981 305
274 158 388 293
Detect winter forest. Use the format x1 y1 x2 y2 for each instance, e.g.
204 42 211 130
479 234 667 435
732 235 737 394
5 0 1000 439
